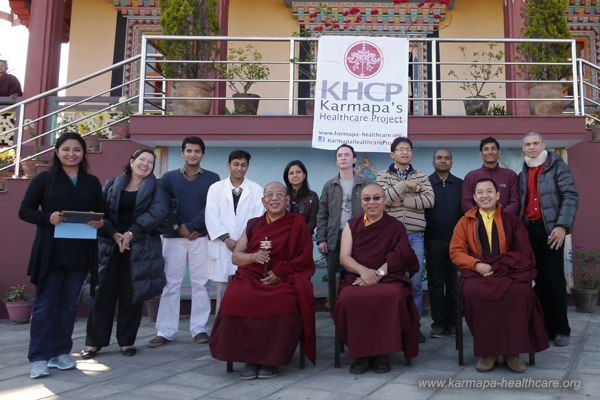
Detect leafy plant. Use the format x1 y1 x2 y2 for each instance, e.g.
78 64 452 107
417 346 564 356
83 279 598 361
448 43 504 98
487 105 512 116
585 112 600 127
223 45 271 95
518 0 573 82
158 0 221 80
0 147 15 171
2 284 33 303
571 244 600 290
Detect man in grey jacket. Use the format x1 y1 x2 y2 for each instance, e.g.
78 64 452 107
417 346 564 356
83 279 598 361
519 132 578 347
316 144 366 312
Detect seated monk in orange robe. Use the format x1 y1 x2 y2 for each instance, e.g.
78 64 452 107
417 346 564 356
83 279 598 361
450 178 549 373
209 182 315 380
334 183 420 375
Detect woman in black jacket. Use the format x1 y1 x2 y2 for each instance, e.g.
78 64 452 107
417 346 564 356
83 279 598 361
283 160 319 234
81 149 169 359
19 132 104 379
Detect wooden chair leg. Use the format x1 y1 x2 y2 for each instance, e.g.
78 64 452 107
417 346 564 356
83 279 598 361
226 361 233 373
405 357 411 366
529 352 535 366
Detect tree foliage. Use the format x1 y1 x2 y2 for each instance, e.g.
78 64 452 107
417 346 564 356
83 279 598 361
519 0 573 81
159 0 221 79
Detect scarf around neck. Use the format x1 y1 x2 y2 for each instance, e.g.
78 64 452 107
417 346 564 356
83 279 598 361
525 150 548 168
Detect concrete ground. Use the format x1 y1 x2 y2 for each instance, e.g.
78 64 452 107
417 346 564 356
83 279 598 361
0 309 599 400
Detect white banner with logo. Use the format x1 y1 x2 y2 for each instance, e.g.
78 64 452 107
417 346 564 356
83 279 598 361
311 36 409 153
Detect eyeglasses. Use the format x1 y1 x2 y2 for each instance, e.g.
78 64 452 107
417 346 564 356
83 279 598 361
362 195 383 202
264 192 287 200
395 147 412 153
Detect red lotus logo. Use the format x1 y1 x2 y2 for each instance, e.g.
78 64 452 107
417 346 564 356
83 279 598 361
344 41 383 79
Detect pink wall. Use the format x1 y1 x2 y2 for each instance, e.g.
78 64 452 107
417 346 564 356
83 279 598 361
568 134 600 251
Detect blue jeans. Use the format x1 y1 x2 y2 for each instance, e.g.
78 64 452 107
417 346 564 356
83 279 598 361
408 232 425 319
28 269 86 362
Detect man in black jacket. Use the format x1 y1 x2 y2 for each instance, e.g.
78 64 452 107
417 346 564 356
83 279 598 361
519 132 579 347
425 149 463 338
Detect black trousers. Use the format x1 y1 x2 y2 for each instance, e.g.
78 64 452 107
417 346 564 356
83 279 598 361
85 250 143 347
526 220 570 339
425 239 457 328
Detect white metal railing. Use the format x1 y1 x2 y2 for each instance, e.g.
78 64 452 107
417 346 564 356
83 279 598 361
0 55 142 177
2 36 597 179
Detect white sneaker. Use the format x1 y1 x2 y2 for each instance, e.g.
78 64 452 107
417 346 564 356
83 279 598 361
30 361 50 379
47 354 77 370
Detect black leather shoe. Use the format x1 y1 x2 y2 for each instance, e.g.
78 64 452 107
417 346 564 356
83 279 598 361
80 347 101 360
121 347 137 357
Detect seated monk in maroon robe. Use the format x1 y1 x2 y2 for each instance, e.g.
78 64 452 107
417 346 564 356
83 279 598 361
450 178 549 373
0 60 23 100
209 182 315 380
334 183 420 375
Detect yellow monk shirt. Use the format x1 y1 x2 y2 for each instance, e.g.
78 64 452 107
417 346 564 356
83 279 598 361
479 209 495 249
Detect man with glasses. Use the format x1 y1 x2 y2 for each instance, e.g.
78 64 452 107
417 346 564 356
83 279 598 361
210 182 316 380
376 137 434 343
334 183 420 374
206 150 264 315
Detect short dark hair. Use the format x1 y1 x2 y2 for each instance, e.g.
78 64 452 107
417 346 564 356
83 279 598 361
473 178 498 194
228 149 251 164
335 143 356 158
181 136 205 153
124 149 156 176
433 149 452 160
479 136 500 152
390 137 413 152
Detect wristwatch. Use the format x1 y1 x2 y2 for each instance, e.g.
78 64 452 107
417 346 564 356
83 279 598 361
376 268 386 277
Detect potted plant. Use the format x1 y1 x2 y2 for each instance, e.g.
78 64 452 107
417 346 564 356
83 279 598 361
570 244 600 313
519 0 572 116
0 147 15 191
447 43 505 115
2 284 34 324
20 125 48 178
109 96 134 139
159 0 221 115
586 112 600 142
223 45 271 115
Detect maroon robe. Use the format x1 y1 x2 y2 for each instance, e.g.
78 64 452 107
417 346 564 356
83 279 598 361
209 212 316 366
452 209 549 357
333 213 420 359
0 73 22 97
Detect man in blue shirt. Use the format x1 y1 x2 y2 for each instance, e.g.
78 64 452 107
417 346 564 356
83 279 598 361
147 136 220 348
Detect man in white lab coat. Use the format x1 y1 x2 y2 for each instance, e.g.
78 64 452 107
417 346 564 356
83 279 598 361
206 150 264 314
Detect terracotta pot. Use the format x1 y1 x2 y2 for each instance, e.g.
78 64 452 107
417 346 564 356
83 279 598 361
232 93 260 115
588 126 600 143
83 134 101 152
571 287 598 313
20 159 39 178
0 178 6 192
463 97 490 116
172 81 214 116
528 83 567 116
110 122 130 139
5 301 33 324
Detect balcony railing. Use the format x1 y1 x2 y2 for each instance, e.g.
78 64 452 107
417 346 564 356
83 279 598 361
1 35 598 178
